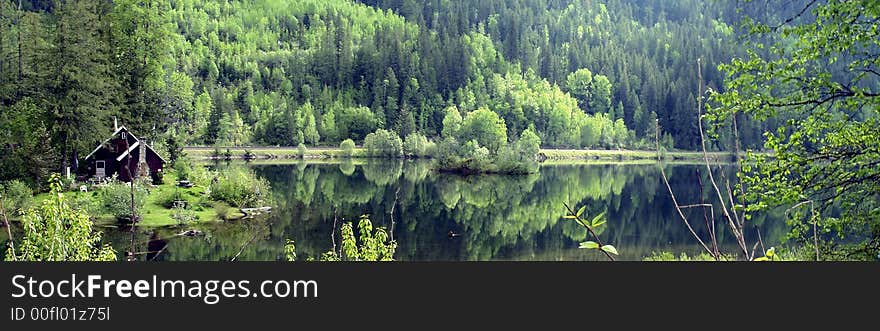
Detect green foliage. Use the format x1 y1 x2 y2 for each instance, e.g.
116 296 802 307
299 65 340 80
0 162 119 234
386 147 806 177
171 200 196 225
441 106 463 138
565 68 593 110
0 0 755 184
564 205 615 261
496 128 541 174
284 215 397 262
6 175 116 261
208 167 271 208
437 107 539 174
458 107 508 154
364 129 403 158
328 215 397 261
337 106 378 142
711 0 880 259
339 139 356 157
1 180 33 216
284 239 296 262
403 132 432 158
174 159 192 181
752 247 777 262
643 252 731 262
0 102 57 189
97 178 149 220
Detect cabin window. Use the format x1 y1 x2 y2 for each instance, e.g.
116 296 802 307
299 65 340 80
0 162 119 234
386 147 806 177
121 132 127 140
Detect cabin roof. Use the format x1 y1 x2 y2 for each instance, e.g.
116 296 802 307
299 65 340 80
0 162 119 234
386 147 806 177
84 126 167 163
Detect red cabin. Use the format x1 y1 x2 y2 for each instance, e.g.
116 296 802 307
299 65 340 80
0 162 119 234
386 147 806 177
82 126 166 183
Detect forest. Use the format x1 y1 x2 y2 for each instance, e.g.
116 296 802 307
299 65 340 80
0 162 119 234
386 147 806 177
0 0 760 187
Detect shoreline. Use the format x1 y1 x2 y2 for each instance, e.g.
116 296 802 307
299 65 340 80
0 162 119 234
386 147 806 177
183 146 744 163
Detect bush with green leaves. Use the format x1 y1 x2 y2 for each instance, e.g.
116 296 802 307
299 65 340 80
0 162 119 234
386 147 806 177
171 201 196 225
458 107 508 154
436 127 541 175
643 252 732 262
496 129 541 174
364 129 403 158
285 215 396 262
208 167 271 208
435 138 492 174
97 178 149 221
1 180 33 216
155 188 189 209
174 159 192 181
6 175 116 261
403 132 432 158
339 139 355 157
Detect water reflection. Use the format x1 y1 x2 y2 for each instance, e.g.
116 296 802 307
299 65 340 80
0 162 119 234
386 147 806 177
5 160 788 261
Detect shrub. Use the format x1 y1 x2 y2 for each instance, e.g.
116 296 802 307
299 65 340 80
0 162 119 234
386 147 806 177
339 139 355 157
171 202 196 225
321 215 397 261
155 188 188 209
434 137 463 169
458 107 507 154
7 175 116 261
496 128 541 174
364 129 403 158
460 140 493 172
189 163 213 187
71 192 102 217
0 180 33 215
208 167 271 208
403 132 431 158
643 252 734 261
98 178 149 220
174 160 192 181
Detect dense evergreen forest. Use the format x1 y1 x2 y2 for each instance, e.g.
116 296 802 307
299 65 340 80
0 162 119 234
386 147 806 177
0 0 760 187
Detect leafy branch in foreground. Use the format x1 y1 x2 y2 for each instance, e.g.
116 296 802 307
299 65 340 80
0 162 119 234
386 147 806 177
710 0 880 260
563 203 616 261
285 215 397 262
5 174 116 261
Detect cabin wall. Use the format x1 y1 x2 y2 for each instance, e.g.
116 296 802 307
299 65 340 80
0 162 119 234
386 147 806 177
83 130 165 183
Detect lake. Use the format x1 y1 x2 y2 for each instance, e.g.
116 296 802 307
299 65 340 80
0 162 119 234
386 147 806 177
6 160 788 261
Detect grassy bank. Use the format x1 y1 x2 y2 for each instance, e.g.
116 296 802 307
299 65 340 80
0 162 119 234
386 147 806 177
184 146 740 162
32 174 244 227
538 149 740 162
184 146 367 160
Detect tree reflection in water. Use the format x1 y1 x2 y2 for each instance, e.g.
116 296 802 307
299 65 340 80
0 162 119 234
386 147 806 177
106 160 787 261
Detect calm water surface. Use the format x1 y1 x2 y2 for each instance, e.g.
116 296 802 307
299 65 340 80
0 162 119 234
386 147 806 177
5 160 788 261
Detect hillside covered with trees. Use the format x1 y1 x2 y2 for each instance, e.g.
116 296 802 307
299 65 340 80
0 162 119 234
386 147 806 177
1 0 755 186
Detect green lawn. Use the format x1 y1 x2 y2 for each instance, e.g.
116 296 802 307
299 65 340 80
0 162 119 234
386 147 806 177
32 176 241 227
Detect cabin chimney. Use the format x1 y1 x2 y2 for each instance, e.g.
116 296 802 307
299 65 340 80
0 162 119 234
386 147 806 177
114 117 118 132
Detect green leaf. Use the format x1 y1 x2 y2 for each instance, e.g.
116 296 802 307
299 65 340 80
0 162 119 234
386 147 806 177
766 247 776 258
592 219 607 228
753 257 770 262
579 241 599 249
590 211 607 227
576 205 587 218
563 215 577 219
600 245 618 255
